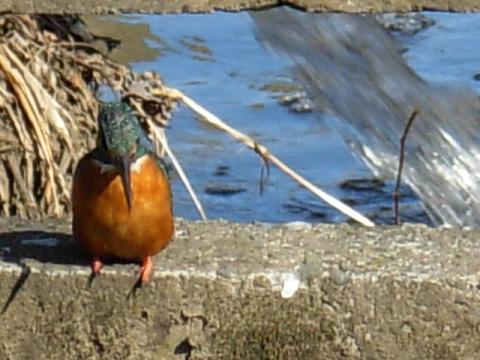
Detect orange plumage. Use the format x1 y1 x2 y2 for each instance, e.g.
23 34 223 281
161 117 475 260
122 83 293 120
73 153 173 257
73 153 174 283
72 102 174 284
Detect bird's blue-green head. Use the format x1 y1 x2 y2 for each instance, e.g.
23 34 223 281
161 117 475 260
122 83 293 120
98 101 141 210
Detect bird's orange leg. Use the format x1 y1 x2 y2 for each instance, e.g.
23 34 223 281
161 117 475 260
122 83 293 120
139 256 154 283
126 257 154 298
91 257 104 276
87 257 104 288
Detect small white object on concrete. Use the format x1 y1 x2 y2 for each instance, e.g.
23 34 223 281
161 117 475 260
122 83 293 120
280 271 301 298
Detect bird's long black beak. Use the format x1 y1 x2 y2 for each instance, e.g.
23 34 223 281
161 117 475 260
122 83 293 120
117 156 132 211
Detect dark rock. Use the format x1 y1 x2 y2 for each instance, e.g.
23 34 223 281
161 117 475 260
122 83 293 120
340 178 386 192
205 184 246 196
213 165 229 177
374 13 435 35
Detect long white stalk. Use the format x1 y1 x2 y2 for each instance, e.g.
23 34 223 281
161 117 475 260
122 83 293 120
158 88 375 227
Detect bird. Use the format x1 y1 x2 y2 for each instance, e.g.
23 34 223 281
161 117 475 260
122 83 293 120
72 101 174 286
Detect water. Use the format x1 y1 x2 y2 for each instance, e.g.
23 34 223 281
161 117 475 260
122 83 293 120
121 13 402 224
405 13 480 89
252 9 480 227
87 11 480 226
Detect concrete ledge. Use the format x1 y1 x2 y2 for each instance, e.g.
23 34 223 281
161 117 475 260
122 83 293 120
2 0 480 14
1 218 480 359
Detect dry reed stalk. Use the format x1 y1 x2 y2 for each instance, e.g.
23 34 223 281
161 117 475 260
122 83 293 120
2 45 73 205
155 88 376 227
0 15 176 218
6 41 74 151
0 45 61 215
126 96 207 220
147 117 208 221
0 162 9 216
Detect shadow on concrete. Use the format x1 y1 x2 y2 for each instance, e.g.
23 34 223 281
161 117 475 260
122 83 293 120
0 230 147 313
0 230 88 316
0 230 86 266
0 230 145 267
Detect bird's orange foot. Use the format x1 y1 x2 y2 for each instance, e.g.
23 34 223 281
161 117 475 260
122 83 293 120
139 256 154 284
127 257 154 298
91 257 104 276
87 257 104 288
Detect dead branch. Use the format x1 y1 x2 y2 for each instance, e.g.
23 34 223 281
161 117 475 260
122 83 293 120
393 110 419 225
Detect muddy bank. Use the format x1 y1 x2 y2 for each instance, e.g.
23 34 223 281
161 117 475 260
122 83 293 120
1 218 479 359
2 0 480 14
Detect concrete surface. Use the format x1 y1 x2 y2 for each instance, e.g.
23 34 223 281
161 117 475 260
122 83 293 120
0 217 480 359
2 0 480 14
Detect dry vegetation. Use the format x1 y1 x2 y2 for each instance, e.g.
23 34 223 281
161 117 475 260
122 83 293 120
0 15 176 219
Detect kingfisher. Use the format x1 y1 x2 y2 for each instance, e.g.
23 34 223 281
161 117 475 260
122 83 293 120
72 101 174 285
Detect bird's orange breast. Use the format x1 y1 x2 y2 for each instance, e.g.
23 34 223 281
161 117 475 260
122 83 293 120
72 153 174 261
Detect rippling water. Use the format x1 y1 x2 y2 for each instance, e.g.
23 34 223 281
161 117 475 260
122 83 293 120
252 9 480 227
